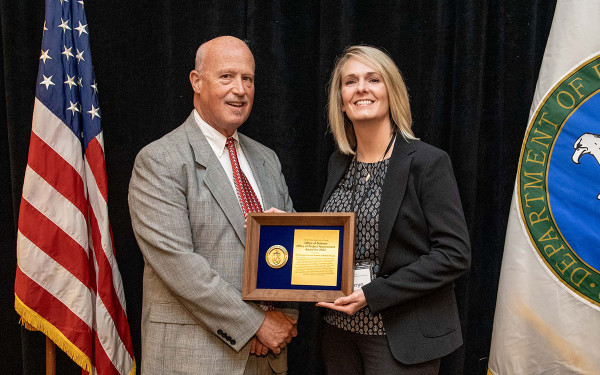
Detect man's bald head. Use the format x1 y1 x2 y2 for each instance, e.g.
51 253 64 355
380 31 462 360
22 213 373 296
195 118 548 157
189 36 256 136
194 36 253 73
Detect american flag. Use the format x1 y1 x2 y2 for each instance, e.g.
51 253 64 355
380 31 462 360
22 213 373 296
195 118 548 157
14 1 135 374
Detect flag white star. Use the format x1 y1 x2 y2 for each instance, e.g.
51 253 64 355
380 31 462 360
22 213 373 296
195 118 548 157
64 75 77 89
75 21 88 36
91 80 98 93
40 75 55 89
43 21 48 34
76 49 85 62
40 49 52 63
58 18 71 33
67 101 80 115
78 0 84 7
60 0 69 4
88 105 101 120
77 77 83 87
62 46 74 60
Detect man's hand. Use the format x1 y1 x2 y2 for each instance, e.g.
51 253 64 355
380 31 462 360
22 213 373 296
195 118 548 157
263 207 285 214
254 311 297 354
316 289 367 316
245 207 286 228
249 337 269 356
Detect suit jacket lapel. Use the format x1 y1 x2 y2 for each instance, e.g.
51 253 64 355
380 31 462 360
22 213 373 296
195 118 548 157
320 140 415 268
377 138 415 265
239 135 275 210
320 152 352 210
184 115 247 244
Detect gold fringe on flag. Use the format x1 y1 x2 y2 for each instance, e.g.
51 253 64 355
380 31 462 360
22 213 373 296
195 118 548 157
14 294 93 373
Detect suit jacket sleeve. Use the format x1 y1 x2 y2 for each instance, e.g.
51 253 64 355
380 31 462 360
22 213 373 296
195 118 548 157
129 144 265 352
363 150 471 314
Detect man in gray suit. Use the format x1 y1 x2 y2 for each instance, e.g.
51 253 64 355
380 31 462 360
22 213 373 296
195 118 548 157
129 36 298 374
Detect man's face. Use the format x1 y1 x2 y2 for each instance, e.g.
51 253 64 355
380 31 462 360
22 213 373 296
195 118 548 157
192 41 255 136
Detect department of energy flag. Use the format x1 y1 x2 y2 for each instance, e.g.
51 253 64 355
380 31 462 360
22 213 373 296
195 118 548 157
488 1 600 374
14 1 135 374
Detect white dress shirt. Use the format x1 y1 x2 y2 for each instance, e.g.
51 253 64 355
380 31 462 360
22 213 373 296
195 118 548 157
193 110 264 207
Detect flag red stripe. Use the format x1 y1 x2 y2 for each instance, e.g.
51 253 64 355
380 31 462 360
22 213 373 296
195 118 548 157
15 267 92 357
88 203 135 356
27 131 87 214
18 198 94 292
109 225 116 257
92 328 122 375
86 138 108 203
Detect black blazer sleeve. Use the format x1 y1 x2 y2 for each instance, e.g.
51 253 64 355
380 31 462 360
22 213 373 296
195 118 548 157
363 148 471 313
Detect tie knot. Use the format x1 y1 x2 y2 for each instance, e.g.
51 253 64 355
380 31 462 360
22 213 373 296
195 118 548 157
226 137 235 149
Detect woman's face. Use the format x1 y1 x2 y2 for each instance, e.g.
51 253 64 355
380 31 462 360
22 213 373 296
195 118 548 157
340 57 390 125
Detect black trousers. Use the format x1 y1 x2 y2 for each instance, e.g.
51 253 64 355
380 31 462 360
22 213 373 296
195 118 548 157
322 323 441 375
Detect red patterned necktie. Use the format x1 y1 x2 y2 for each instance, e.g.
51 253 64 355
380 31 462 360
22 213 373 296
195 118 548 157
226 137 263 216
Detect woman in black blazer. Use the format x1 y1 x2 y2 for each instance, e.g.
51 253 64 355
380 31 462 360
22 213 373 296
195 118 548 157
316 46 471 374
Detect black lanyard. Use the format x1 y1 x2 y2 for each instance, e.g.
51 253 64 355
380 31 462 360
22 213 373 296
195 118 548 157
350 132 396 212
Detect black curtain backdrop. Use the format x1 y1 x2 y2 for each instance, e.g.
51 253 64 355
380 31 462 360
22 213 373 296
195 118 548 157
1 1 556 374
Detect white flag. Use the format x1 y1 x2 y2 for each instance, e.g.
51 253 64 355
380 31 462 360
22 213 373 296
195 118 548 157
488 1 600 374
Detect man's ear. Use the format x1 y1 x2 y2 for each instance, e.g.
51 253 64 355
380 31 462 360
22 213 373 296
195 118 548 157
189 70 202 94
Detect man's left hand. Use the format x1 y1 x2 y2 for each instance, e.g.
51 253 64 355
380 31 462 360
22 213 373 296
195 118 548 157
263 207 285 214
250 337 269 356
316 289 367 316
245 207 285 228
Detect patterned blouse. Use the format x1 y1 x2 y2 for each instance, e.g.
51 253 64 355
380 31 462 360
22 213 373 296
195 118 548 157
322 158 389 335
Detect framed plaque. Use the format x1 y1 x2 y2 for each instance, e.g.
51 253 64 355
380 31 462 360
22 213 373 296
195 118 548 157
242 212 355 302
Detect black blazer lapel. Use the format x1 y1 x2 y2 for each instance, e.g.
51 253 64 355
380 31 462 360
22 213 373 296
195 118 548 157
377 138 416 266
320 151 352 210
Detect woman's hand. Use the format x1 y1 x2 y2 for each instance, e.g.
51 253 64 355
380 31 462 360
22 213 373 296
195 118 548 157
316 289 367 316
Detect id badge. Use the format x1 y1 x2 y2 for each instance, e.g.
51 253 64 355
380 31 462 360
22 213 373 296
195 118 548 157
353 260 374 291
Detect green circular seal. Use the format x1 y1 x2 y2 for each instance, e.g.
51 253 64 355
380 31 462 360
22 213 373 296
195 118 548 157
518 54 600 306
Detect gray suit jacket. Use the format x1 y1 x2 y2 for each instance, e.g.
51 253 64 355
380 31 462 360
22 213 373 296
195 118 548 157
129 112 295 374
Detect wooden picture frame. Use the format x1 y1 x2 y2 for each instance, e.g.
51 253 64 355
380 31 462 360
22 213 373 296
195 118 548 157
242 212 355 302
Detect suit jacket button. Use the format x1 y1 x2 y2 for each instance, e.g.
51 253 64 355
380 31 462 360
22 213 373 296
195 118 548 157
217 329 223 336
231 339 236 345
226 335 232 341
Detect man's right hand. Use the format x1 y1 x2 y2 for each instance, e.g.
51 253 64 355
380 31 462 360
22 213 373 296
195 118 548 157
254 311 297 354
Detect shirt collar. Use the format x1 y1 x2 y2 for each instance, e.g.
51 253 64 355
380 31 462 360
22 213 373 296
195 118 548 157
193 109 239 157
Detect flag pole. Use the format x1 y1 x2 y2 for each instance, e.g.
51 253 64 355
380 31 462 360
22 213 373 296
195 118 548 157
45 337 55 375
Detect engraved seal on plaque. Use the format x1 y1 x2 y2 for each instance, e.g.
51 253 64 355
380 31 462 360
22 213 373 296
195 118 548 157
265 245 288 269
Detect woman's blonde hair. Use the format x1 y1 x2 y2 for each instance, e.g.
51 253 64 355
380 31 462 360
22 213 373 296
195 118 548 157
327 45 415 155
